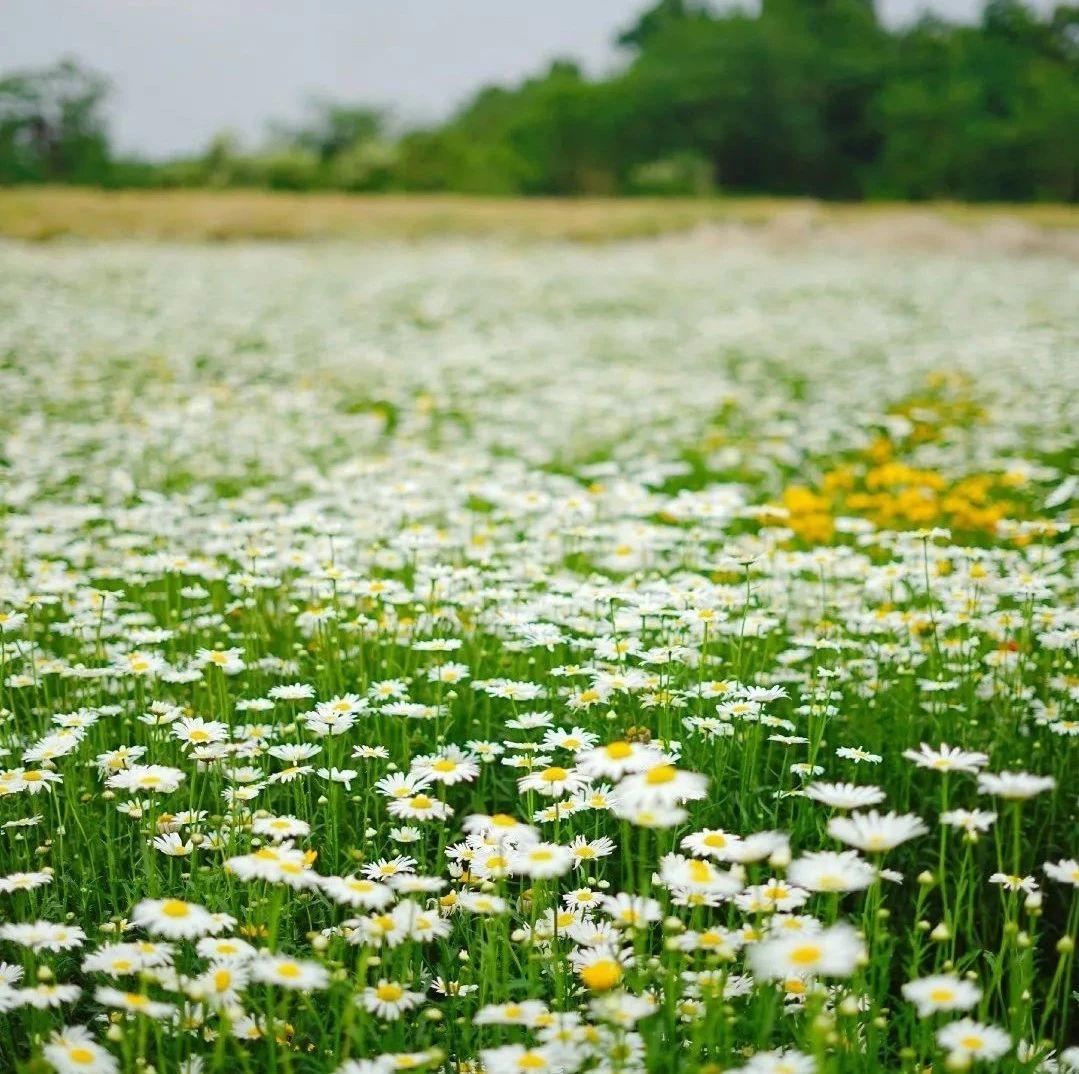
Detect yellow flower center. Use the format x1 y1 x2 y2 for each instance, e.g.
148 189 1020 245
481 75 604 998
788 944 823 966
688 859 714 883
580 959 623 992
644 765 676 785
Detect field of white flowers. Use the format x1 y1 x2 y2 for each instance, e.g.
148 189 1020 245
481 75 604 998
0 234 1076 1074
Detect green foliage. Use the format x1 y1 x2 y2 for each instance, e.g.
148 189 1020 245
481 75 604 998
0 57 111 184
1 2 1076 200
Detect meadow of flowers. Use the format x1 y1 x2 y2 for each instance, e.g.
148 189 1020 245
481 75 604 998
0 233 1076 1074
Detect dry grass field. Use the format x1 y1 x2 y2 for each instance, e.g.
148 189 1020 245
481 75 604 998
1 186 1077 247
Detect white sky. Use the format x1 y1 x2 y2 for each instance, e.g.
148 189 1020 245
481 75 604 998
0 0 1059 158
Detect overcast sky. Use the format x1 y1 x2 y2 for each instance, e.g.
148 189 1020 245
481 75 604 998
1 0 1058 158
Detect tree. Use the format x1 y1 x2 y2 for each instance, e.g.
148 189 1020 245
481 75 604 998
0 57 111 183
272 101 385 162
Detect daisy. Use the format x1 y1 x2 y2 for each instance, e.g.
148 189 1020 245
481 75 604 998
93 986 174 1019
106 765 185 794
374 773 432 801
940 809 997 833
362 856 418 882
193 963 249 1004
989 872 1038 894
977 771 1056 799
267 743 322 763
736 879 809 914
1044 859 1079 887
317 766 360 789
251 955 329 991
517 765 588 798
0 870 53 893
387 792 453 821
409 749 479 786
196 647 245 675
902 974 982 1017
509 843 575 879
680 829 744 861
936 1019 1011 1062
0 921 86 952
479 1045 570 1074
611 764 708 809
172 717 228 747
4 768 63 795
360 979 424 1020
151 832 193 857
22 983 82 1008
788 851 876 893
575 740 665 780
804 782 886 810
568 834 616 867
321 875 395 909
195 936 257 962
251 815 311 840
82 942 171 977
836 746 882 764
131 899 230 939
600 892 663 928
43 1025 118 1074
730 1049 816 1074
827 810 928 853
353 911 408 949
393 900 452 942
457 891 508 915
659 854 743 895
903 743 989 774
749 922 865 979
724 830 790 864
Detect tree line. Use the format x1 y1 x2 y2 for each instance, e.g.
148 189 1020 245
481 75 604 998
2 0 1077 201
